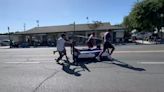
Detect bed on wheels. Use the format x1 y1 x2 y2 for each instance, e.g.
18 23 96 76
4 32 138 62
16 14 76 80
72 45 112 63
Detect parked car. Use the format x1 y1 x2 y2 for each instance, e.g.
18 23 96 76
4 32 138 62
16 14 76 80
0 40 10 46
19 42 30 48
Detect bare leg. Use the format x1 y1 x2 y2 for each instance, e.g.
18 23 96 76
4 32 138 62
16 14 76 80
65 55 69 62
110 47 115 55
56 51 64 63
99 48 106 57
96 47 106 61
63 49 69 62
107 48 110 54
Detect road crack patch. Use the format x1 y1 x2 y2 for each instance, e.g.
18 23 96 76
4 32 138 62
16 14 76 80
33 70 59 92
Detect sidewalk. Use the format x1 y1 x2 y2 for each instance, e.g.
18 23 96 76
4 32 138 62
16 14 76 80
0 46 10 49
135 40 157 45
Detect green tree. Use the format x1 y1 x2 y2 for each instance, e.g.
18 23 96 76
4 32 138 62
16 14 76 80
123 0 164 32
88 21 103 30
123 16 133 32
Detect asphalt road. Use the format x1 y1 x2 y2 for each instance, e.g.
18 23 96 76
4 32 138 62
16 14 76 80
0 44 164 92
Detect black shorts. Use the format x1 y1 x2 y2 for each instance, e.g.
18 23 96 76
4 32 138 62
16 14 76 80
87 41 93 48
58 49 66 56
104 42 114 49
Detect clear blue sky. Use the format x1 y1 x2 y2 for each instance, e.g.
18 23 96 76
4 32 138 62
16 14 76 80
0 0 137 33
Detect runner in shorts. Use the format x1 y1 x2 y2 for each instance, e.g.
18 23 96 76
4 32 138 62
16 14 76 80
96 30 115 61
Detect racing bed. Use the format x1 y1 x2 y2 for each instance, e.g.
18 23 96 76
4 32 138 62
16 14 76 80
72 46 112 62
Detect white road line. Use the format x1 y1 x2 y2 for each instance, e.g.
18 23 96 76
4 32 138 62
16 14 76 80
4 62 40 64
138 62 164 64
115 50 164 53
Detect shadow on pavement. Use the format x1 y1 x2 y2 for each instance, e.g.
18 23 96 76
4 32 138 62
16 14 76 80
62 63 82 77
59 57 146 77
59 59 92 76
103 58 146 71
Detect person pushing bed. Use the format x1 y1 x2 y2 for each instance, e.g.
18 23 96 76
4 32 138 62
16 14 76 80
96 30 115 61
56 34 71 64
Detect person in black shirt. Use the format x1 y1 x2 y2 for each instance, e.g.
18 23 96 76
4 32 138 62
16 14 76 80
96 30 115 61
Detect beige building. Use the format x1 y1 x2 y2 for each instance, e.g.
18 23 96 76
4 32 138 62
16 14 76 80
15 23 126 46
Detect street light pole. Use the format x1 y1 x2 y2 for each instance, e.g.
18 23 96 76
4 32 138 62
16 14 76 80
24 23 26 31
36 20 39 27
74 22 75 33
86 17 89 24
71 22 76 58
7 26 11 48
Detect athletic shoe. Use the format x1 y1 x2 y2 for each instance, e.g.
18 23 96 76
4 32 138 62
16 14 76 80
96 56 101 61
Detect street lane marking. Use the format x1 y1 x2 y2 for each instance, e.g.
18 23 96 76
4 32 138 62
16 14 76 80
4 62 40 64
138 62 164 64
115 50 164 53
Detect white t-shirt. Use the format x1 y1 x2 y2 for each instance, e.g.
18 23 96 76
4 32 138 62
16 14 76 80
104 32 111 42
56 37 66 51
